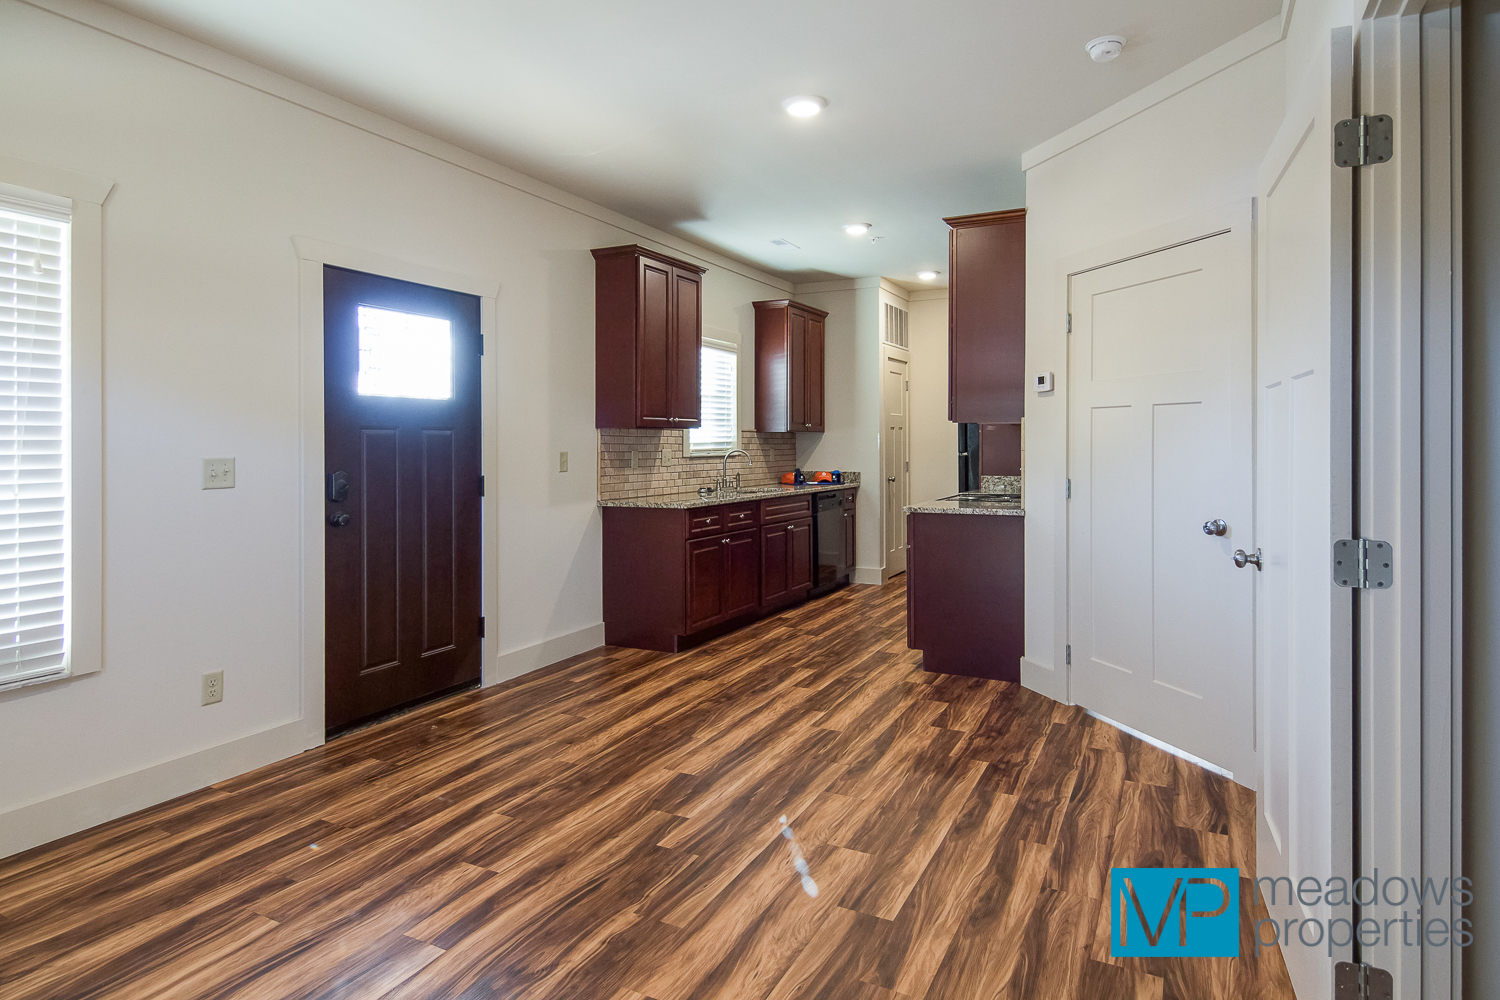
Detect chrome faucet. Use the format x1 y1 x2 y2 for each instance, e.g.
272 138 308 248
718 449 752 494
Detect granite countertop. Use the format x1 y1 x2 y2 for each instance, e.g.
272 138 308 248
599 474 860 510
903 499 1025 517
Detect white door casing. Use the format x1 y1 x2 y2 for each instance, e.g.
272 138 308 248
1255 27 1357 1000
1067 208 1255 782
884 354 910 577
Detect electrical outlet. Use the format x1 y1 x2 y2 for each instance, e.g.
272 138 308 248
202 458 236 489
559 451 569 473
201 670 223 705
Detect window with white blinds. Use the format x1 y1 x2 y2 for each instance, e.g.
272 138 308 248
0 195 70 688
687 343 737 455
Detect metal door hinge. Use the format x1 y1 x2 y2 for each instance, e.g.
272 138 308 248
1065 645 1072 665
478 616 486 639
479 333 485 355
1334 961 1393 1000
1065 478 1072 499
479 475 485 497
1333 539 1393 589
1066 313 1072 334
1334 115 1394 167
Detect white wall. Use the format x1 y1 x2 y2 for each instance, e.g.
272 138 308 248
907 289 953 504
1020 34 1286 701
0 0 793 857
793 278 884 583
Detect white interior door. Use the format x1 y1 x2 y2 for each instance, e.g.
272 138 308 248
1067 215 1255 781
1255 27 1356 1000
884 355 909 577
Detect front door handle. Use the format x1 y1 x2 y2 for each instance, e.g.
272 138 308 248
327 471 349 503
329 512 351 528
1234 548 1262 570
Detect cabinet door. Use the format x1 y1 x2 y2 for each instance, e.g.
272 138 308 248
760 523 791 605
722 529 760 619
669 268 702 425
947 212 1025 423
637 259 673 427
803 314 824 431
788 308 806 429
686 536 726 630
787 519 815 592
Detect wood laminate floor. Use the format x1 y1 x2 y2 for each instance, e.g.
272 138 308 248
0 578 1296 1000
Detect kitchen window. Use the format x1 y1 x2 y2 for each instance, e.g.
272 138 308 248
687 341 737 455
0 168 107 691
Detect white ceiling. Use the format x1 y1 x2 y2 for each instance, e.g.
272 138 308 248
100 0 1279 284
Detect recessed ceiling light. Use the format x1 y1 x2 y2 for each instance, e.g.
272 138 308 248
1086 35 1126 63
917 270 938 281
782 96 828 117
844 223 871 236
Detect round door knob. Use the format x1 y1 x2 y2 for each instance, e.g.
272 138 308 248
1233 548 1263 570
887 477 897 482
328 512 351 527
1203 519 1229 536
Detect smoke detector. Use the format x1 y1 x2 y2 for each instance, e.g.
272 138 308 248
1086 35 1126 63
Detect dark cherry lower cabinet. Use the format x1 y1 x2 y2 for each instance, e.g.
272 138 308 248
906 511 1024 681
759 519 814 605
604 491 846 652
686 529 759 632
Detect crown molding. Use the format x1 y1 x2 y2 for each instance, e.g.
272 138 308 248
16 0 794 292
1021 15 1285 172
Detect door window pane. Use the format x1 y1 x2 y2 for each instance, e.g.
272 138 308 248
356 305 453 399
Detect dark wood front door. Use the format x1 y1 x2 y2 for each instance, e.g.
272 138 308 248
323 266 483 732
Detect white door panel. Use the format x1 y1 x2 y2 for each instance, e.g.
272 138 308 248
1068 221 1255 782
884 355 909 577
1254 27 1356 1000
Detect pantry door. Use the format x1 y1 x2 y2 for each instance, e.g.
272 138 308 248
1067 208 1255 782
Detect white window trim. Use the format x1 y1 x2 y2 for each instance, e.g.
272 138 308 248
685 336 739 457
0 155 112 691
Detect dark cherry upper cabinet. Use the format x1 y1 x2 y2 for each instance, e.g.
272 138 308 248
593 244 707 429
944 209 1026 423
754 299 828 432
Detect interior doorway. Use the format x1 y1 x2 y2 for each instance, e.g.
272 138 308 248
322 265 484 733
884 352 910 577
1066 210 1256 782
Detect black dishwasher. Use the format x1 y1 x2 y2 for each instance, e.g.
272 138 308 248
811 492 851 597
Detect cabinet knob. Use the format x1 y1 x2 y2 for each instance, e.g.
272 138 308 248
805 423 812 428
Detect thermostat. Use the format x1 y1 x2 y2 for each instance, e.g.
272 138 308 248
1034 371 1054 393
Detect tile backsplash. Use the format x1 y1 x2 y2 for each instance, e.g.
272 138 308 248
598 429 798 501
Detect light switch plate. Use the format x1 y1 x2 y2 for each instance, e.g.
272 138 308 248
201 670 223 705
559 451 569 473
202 457 236 489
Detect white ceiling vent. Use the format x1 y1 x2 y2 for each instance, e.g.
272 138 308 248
884 302 908 349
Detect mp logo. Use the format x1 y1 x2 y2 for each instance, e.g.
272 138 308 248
1110 867 1240 957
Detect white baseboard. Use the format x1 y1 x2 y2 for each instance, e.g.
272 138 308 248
1022 655 1068 702
490 624 606 686
853 567 884 586
0 719 309 860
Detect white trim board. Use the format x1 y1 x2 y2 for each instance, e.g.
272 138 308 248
1022 15 1286 172
0 720 306 859
492 625 605 686
15 0 793 294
